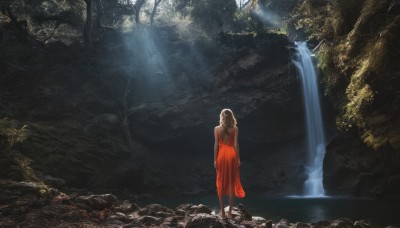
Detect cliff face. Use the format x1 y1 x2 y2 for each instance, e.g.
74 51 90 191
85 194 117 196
1 1 312 196
4 0 398 199
293 0 400 197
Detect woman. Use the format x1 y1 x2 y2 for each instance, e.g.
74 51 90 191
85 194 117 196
214 108 245 219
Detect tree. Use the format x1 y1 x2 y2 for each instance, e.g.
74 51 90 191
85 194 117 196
238 0 251 10
150 0 163 25
133 0 146 24
191 0 237 33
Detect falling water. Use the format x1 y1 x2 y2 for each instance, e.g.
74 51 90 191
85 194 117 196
293 41 326 197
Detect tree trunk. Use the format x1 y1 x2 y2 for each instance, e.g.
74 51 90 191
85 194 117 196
150 0 162 25
134 0 146 24
84 0 93 47
117 77 135 153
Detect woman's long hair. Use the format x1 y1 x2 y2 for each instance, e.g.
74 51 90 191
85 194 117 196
219 109 237 135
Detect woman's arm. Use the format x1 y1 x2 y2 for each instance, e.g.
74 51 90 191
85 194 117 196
234 127 240 166
214 127 219 168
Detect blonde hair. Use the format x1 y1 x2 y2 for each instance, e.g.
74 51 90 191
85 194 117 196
219 109 237 134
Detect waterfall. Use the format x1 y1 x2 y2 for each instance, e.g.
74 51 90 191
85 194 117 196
293 41 326 197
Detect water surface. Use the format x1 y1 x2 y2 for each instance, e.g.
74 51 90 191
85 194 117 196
137 195 400 227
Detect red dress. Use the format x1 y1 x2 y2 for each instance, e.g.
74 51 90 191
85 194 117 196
216 129 245 198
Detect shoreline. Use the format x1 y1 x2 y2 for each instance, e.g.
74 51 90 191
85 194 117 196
1 180 399 227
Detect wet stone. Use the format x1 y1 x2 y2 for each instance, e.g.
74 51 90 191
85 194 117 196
296 222 310 228
185 213 224 228
313 220 331 228
138 215 163 226
354 220 372 228
252 216 267 225
238 203 252 221
187 204 212 215
115 200 139 214
176 203 194 212
331 218 354 228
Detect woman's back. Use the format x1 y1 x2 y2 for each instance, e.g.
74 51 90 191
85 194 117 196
216 126 236 146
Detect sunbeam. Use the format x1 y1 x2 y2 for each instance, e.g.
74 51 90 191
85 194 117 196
253 5 282 27
124 27 175 101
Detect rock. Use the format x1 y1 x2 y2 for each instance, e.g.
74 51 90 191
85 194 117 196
331 218 354 228
108 212 134 223
115 200 139 214
265 220 273 228
60 210 89 221
296 222 310 228
251 216 267 225
185 213 224 228
176 203 194 212
276 219 290 228
138 215 163 226
224 206 245 222
104 219 125 225
44 175 66 187
122 220 142 228
156 211 172 218
176 209 186 216
161 216 180 228
75 194 117 210
354 220 372 228
6 0 85 45
237 203 252 221
241 220 260 227
187 204 212 215
138 203 173 216
76 202 91 211
313 220 331 228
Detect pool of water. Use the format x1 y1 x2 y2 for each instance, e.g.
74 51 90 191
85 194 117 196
136 195 400 227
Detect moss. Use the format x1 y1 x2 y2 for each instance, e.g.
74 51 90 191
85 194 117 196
300 0 400 151
0 118 30 154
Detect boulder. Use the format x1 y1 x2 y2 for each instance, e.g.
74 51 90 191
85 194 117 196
176 203 194 211
331 218 354 228
237 203 252 220
138 215 163 226
313 220 331 228
250 216 267 225
107 212 134 223
75 194 117 210
354 220 372 228
115 200 139 214
276 219 290 228
138 203 173 216
185 213 224 228
187 204 212 215
161 216 180 228
224 206 245 222
296 222 310 228
265 220 273 228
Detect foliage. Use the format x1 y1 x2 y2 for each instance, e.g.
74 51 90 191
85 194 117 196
306 0 400 150
0 119 29 154
190 0 237 34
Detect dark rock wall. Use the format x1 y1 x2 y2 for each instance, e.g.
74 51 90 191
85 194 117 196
0 1 311 196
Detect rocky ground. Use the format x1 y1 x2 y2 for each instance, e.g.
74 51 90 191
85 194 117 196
0 179 377 228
